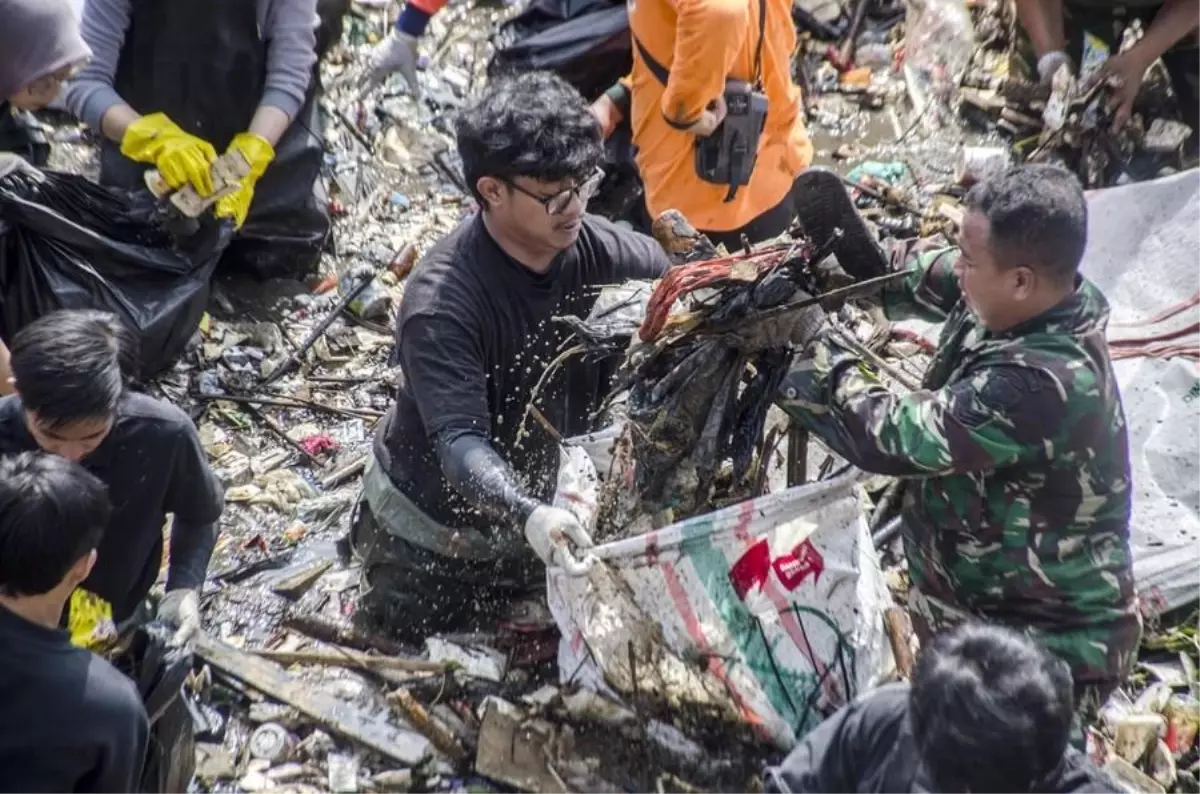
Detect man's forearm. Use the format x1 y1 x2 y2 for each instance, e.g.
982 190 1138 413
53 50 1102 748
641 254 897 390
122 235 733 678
165 518 218 591
1138 0 1200 64
99 102 140 144
247 105 292 147
1015 0 1066 57
437 432 542 527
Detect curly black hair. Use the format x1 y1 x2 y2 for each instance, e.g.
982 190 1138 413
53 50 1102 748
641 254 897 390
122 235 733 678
455 71 603 204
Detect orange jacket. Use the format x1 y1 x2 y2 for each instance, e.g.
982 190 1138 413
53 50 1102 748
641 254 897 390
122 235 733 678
628 0 814 233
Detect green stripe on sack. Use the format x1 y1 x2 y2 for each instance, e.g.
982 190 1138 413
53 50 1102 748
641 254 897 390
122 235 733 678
686 525 854 738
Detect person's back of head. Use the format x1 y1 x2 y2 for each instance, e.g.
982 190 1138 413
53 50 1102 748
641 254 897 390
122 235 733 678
909 623 1075 793
963 163 1088 286
0 451 111 600
9 310 139 462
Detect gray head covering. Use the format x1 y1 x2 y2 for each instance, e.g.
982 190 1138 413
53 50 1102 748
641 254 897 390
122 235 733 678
0 0 92 102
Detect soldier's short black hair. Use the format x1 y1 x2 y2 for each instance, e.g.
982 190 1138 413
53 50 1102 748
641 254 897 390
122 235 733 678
909 622 1075 793
965 164 1087 284
0 451 110 596
10 310 138 429
455 71 603 206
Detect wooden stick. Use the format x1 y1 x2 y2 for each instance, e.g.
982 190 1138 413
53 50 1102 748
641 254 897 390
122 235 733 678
283 612 409 657
245 404 323 468
388 689 469 763
195 633 431 765
255 648 450 674
199 392 382 420
884 607 915 679
829 326 922 392
321 455 367 490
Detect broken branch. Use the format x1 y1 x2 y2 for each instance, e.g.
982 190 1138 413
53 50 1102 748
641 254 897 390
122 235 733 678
387 688 469 763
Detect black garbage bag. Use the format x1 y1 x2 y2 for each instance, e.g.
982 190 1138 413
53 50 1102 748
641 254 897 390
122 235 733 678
0 169 232 378
225 95 331 281
488 0 632 101
112 623 197 794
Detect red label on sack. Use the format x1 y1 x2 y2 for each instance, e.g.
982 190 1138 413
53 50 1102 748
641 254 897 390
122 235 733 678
728 539 770 600
772 540 824 590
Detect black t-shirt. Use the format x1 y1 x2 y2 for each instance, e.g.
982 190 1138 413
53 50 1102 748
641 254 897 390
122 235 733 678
377 213 669 530
0 393 224 621
0 605 148 793
764 683 1120 793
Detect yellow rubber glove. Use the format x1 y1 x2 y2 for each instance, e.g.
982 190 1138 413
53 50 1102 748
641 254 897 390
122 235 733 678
215 132 275 229
120 112 218 196
67 588 118 652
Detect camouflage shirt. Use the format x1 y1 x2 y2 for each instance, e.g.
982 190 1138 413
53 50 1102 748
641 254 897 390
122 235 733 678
779 243 1141 685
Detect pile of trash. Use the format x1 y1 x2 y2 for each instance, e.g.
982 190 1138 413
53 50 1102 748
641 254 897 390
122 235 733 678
4 0 1195 791
1090 621 1200 794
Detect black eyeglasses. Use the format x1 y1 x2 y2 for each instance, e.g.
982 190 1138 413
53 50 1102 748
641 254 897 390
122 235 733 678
503 168 605 215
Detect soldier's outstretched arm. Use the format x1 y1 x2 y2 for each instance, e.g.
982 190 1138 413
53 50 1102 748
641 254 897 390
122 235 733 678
878 243 964 324
778 333 1067 477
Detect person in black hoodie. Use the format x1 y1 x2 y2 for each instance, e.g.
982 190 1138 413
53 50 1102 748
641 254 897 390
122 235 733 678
0 451 149 793
765 623 1119 794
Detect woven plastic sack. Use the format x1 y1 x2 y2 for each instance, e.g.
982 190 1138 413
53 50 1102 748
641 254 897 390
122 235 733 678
547 460 893 749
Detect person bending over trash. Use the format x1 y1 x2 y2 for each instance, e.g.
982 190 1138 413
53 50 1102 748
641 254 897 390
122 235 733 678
778 164 1141 730
0 310 224 648
1016 0 1198 139
0 451 149 794
764 623 1119 793
64 0 331 277
0 0 93 398
589 0 815 250
349 72 671 638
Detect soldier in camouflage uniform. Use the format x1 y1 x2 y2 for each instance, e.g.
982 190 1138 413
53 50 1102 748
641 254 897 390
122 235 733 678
778 164 1142 719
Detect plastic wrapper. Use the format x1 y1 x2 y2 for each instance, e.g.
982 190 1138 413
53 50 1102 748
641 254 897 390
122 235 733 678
902 0 975 129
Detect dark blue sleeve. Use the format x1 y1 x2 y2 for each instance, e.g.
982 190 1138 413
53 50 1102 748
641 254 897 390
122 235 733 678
765 684 912 793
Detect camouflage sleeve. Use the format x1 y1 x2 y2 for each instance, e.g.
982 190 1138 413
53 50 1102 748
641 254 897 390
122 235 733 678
778 332 1066 477
879 241 963 324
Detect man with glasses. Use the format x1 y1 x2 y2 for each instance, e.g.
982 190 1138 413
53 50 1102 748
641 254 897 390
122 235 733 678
349 72 671 638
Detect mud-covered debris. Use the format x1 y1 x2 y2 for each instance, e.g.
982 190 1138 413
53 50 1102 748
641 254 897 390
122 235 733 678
424 638 507 683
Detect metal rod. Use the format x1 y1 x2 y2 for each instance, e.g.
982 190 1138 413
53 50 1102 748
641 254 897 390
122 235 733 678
872 515 903 549
259 272 379 387
786 424 808 487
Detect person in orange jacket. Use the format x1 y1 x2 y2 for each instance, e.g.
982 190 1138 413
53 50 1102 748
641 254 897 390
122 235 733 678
591 0 815 249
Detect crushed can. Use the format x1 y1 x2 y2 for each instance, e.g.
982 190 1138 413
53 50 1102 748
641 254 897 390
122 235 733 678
249 722 297 764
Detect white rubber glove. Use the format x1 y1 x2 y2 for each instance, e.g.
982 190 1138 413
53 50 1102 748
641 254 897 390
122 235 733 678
523 505 596 576
1037 50 1074 87
158 588 202 648
363 31 421 96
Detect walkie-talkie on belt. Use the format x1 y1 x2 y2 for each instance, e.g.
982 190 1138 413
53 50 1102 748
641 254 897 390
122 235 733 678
633 0 770 202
